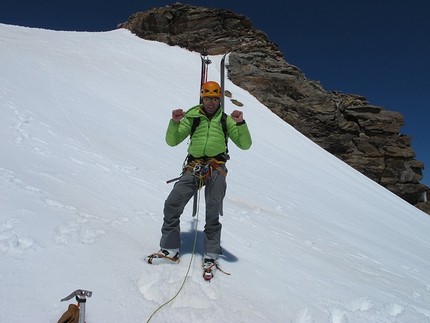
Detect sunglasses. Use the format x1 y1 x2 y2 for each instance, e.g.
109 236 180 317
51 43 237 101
202 97 220 102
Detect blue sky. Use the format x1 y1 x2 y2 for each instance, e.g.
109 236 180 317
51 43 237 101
1 0 429 186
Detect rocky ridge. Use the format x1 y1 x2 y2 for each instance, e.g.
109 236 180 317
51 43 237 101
118 3 429 214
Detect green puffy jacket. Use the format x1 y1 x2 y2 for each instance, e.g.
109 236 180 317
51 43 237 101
165 105 252 158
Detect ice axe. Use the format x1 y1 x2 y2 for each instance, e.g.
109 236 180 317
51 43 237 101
60 289 92 323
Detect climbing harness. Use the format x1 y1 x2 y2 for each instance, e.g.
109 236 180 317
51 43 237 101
166 156 227 184
184 158 227 181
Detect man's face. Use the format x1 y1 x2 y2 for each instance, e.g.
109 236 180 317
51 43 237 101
202 97 220 116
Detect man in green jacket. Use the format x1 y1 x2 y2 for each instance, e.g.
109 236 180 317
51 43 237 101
149 81 252 274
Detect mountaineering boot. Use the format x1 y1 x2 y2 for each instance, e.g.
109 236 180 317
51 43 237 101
146 249 179 264
202 253 231 280
202 254 218 281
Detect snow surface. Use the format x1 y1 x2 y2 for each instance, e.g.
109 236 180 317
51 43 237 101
1 23 430 323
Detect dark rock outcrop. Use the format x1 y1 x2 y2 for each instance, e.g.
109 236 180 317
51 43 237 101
118 3 429 214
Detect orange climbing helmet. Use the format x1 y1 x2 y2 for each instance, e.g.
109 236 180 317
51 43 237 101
200 81 222 98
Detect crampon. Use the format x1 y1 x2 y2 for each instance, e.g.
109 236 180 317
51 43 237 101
146 250 180 265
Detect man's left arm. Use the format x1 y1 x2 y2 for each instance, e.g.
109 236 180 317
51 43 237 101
227 110 252 150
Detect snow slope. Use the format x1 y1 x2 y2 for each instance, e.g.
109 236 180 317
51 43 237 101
1 24 429 323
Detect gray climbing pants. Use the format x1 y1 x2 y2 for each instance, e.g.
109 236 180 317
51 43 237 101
160 166 227 254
